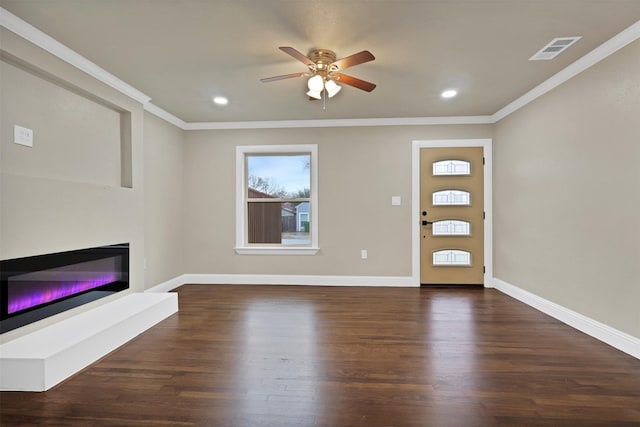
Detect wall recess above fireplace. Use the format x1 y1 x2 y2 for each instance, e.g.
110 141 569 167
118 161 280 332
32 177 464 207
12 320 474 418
1 243 129 333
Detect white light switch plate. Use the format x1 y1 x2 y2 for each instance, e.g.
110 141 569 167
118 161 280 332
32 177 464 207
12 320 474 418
14 125 34 147
391 196 401 206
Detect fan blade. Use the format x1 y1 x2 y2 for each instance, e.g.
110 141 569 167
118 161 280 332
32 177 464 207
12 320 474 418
331 50 375 71
279 46 315 67
260 72 306 83
333 73 376 92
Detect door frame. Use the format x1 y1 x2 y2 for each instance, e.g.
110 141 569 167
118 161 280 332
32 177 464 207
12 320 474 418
411 139 493 287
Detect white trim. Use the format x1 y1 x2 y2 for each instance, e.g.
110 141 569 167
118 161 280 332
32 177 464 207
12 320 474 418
234 247 320 255
144 274 187 293
235 144 319 255
143 103 187 129
0 6 151 105
140 274 416 291
493 278 640 360
184 274 415 287
492 19 640 122
185 116 493 130
411 139 493 287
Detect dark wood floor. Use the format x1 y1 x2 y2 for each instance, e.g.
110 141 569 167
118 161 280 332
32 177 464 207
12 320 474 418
1 285 639 426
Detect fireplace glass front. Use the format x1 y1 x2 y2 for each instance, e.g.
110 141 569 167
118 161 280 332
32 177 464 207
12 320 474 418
1 243 129 333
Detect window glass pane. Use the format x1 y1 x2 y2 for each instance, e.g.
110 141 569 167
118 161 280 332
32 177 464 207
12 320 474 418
433 160 471 176
248 201 310 245
247 154 310 198
432 190 470 206
286 201 310 245
433 250 471 266
432 220 471 236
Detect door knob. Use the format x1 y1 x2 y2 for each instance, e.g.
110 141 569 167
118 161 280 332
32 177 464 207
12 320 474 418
422 220 434 226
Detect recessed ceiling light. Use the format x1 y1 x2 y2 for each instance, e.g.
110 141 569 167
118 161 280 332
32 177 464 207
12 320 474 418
213 96 228 106
441 89 457 99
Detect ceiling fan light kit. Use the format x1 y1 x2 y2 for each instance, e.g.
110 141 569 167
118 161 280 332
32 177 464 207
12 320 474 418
324 79 341 97
306 75 324 99
261 46 376 101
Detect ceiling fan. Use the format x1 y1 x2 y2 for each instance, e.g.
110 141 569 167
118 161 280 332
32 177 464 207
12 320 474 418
260 46 376 99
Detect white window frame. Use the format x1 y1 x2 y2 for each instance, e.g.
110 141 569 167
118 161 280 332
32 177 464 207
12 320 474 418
235 144 319 255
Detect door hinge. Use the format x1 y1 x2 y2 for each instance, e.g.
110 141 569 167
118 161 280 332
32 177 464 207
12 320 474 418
483 266 486 274
483 211 486 220
483 157 485 165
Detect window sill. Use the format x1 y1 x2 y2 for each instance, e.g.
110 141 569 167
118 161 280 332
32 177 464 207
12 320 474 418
234 247 320 256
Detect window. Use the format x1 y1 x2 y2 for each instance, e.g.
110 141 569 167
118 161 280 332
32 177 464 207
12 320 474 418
433 250 472 266
432 220 471 236
432 190 471 206
235 145 319 255
432 160 471 176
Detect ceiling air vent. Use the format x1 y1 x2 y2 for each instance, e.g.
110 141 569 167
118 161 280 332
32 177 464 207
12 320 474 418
529 36 581 61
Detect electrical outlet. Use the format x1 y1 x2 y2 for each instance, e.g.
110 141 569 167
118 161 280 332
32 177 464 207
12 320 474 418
361 249 368 259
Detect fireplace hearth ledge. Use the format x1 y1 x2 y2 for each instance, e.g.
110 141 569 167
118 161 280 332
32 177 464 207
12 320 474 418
0 292 178 391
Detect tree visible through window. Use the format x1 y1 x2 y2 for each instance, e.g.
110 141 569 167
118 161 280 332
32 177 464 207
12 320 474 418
246 154 311 245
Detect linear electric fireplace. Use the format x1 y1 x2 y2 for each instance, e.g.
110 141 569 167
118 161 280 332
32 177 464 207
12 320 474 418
1 243 129 333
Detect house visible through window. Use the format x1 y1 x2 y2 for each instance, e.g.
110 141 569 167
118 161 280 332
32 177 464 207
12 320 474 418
236 145 319 255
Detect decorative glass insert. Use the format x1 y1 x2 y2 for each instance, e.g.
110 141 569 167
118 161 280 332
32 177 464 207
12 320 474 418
432 160 471 176
432 220 471 236
432 190 470 206
433 250 471 266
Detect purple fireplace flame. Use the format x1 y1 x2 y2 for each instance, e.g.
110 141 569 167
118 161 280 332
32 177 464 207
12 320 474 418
7 257 121 314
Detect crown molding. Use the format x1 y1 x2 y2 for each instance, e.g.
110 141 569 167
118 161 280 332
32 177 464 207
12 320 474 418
2 7 638 130
143 103 187 129
184 115 494 130
0 6 151 105
492 18 640 122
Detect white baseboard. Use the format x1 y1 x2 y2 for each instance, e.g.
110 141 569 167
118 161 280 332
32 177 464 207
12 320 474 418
145 273 416 293
145 274 187 293
185 273 416 287
493 278 640 360
0 293 178 391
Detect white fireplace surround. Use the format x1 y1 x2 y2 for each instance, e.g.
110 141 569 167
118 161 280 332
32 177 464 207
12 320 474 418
0 292 178 391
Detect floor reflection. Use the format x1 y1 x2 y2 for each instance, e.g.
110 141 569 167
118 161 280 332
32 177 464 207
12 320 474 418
424 291 483 422
238 299 321 425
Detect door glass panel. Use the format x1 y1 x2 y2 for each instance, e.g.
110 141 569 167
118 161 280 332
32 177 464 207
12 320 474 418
433 160 471 176
433 250 471 266
432 190 470 206
432 220 471 236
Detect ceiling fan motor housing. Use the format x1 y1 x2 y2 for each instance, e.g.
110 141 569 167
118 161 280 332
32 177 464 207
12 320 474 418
308 49 337 74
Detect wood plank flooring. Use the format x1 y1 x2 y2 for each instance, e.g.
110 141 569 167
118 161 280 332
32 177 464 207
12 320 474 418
1 285 639 426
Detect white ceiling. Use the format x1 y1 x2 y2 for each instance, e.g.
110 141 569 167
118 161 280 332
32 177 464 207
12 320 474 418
3 0 640 124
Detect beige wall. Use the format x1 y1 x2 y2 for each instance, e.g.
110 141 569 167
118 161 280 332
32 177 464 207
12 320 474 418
143 112 184 288
184 125 493 276
494 40 640 338
0 29 145 341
